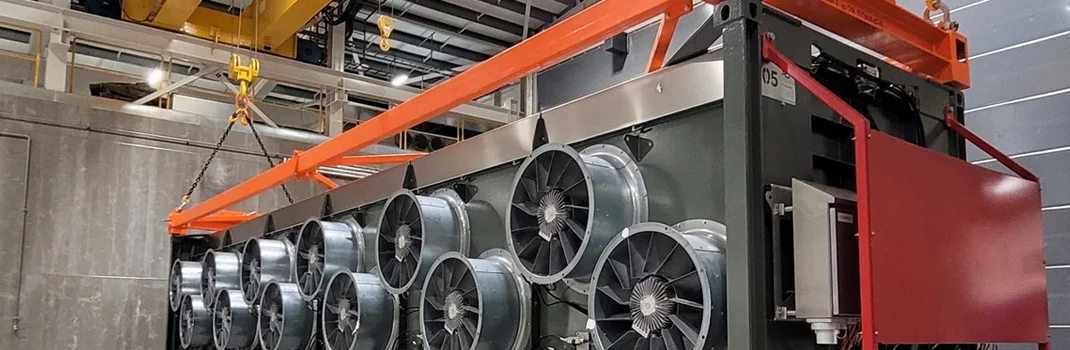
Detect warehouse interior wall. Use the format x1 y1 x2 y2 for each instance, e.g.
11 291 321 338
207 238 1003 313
0 85 320 349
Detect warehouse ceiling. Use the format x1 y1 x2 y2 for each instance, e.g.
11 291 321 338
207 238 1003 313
337 0 589 85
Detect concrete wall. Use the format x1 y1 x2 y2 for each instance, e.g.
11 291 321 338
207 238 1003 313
0 84 320 349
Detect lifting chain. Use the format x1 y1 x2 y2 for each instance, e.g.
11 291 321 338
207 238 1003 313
178 115 239 210
247 118 295 204
377 15 394 51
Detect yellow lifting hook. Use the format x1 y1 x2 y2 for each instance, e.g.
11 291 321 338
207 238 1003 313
377 15 394 51
228 54 259 125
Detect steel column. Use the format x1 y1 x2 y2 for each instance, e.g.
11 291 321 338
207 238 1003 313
721 1 767 349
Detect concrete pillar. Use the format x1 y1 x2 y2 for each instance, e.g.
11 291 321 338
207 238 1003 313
327 23 348 136
42 30 69 92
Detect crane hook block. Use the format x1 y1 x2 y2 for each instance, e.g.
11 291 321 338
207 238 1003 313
378 15 394 51
228 54 260 98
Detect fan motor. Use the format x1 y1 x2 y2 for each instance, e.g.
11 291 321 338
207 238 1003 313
420 250 531 350
506 143 647 291
375 189 471 295
589 220 728 349
296 217 365 301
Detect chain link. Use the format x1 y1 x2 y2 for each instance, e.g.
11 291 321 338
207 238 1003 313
247 120 294 204
180 115 239 209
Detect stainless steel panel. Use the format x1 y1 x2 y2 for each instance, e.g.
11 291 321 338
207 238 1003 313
322 60 727 213
791 179 858 319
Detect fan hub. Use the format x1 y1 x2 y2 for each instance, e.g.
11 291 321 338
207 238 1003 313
628 277 675 338
395 225 412 262
537 190 570 241
308 245 321 266
443 291 466 334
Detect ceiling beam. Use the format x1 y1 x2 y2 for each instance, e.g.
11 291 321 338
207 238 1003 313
349 20 492 63
346 35 459 71
473 0 556 23
355 0 514 49
410 0 534 37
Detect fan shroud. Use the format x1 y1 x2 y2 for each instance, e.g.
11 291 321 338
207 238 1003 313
179 294 213 349
296 217 365 301
419 250 530 350
170 260 202 312
375 189 470 295
506 143 647 291
321 271 399 350
241 238 297 304
588 220 727 350
212 289 257 349
258 281 315 350
201 250 242 309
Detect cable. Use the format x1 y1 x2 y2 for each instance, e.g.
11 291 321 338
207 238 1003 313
534 285 587 315
527 334 566 350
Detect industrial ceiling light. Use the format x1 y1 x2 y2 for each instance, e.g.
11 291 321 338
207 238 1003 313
147 68 165 87
390 73 409 86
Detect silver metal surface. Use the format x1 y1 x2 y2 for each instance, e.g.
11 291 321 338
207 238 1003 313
419 252 529 350
325 59 727 213
180 294 213 348
790 179 858 319
171 260 202 312
213 289 257 349
201 250 242 308
478 249 532 350
241 239 297 304
588 221 728 350
296 218 365 301
505 143 647 288
321 271 400 350
258 281 315 350
375 189 470 294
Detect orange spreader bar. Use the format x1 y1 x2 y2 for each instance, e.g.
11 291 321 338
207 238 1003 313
168 210 259 236
168 0 697 235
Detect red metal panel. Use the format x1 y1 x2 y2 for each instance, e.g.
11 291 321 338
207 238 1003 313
866 131 1048 344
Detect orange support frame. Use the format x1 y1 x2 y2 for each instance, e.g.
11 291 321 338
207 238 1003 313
171 0 971 236
167 210 259 236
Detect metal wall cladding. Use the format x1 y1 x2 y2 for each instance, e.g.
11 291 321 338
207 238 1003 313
0 90 317 349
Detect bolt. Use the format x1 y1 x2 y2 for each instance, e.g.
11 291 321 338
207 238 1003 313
765 32 776 41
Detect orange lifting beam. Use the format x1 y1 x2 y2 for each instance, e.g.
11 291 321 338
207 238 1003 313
168 210 259 236
323 154 427 166
760 0 970 89
168 0 697 236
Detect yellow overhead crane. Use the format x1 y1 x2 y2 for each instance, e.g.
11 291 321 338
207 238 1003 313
121 0 333 58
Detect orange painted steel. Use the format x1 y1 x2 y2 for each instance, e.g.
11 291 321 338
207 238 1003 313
761 0 970 89
323 154 426 166
646 4 689 73
310 172 340 190
168 0 696 235
168 210 259 236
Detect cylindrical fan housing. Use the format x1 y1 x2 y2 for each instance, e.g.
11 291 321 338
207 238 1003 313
322 271 399 350
420 251 530 350
296 218 364 301
241 239 296 304
258 281 315 350
180 294 213 349
588 220 727 350
201 250 242 308
171 260 202 312
213 289 257 349
375 189 470 294
506 143 647 289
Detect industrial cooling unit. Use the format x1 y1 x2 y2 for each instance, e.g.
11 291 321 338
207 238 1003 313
167 3 1049 349
375 189 472 294
296 218 365 301
179 294 213 348
201 249 242 308
420 250 530 350
321 271 400 350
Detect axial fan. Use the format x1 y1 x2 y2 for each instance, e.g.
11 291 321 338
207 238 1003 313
170 260 202 312
179 294 213 349
258 281 315 350
589 220 727 350
296 218 364 301
201 250 242 308
213 289 257 349
420 250 530 350
376 189 470 294
241 238 297 304
321 271 399 350
507 143 647 291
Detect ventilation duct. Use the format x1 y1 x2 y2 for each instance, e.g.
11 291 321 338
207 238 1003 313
259 281 315 350
322 271 400 350
296 218 365 301
376 189 471 294
212 289 258 349
201 250 242 308
241 238 297 304
179 294 213 349
170 260 202 312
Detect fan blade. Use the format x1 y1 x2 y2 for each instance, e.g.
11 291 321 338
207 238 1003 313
326 302 341 314
451 266 471 290
650 244 680 276
669 297 703 309
548 238 564 273
511 202 539 217
553 158 577 188
668 315 699 346
607 259 633 289
558 228 578 262
564 218 586 241
625 239 645 281
461 316 478 340
560 176 585 195
595 312 632 322
533 241 550 274
457 326 473 350
596 285 630 305
519 177 539 203
606 331 642 350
